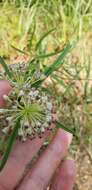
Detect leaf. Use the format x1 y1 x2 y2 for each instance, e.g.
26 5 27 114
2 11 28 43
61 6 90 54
0 57 13 80
44 43 72 77
29 48 67 85
30 0 38 7
36 49 65 59
35 28 55 51
11 45 28 55
31 78 44 88
28 21 36 51
56 120 78 138
0 118 20 171
31 43 73 88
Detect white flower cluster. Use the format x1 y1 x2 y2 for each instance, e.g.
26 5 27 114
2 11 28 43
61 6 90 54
17 88 53 141
1 85 54 141
0 62 56 142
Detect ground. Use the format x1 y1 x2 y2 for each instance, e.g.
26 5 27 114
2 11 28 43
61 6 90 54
73 148 92 190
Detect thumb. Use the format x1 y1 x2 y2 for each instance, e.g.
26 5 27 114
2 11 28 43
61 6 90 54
0 80 12 107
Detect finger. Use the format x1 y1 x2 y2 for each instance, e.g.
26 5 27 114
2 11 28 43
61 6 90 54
18 129 72 190
0 128 53 190
50 159 76 190
0 80 12 107
0 185 3 190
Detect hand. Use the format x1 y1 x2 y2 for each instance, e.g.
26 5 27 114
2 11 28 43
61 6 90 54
0 80 76 190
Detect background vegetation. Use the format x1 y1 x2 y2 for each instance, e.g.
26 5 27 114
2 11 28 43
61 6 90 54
0 0 92 189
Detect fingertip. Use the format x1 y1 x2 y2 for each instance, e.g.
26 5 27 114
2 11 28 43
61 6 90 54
51 159 76 190
0 80 12 107
56 129 73 147
61 159 76 177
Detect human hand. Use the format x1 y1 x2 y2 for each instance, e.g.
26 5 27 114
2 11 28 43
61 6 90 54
0 80 76 190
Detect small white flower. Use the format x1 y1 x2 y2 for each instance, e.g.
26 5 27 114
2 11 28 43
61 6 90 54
41 74 46 80
6 116 13 122
18 127 24 136
41 127 45 133
12 105 17 109
46 102 52 111
42 96 48 103
29 91 34 97
26 127 32 135
36 121 41 127
2 127 9 134
37 99 41 104
24 120 30 127
23 83 30 89
18 90 24 97
43 122 48 128
46 115 52 122
33 90 39 97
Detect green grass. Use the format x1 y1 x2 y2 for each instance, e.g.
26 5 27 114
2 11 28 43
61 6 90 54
0 0 92 57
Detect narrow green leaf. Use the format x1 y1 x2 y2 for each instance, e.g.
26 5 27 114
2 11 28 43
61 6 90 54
35 28 55 51
11 45 28 55
44 43 72 77
31 79 44 88
28 21 36 51
0 57 13 80
36 49 65 59
31 43 73 88
56 120 78 138
24 59 35 80
0 119 20 171
30 0 37 7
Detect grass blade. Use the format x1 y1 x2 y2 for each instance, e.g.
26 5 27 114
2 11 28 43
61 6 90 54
35 28 55 51
36 49 65 59
28 21 36 51
0 57 13 80
31 43 73 88
31 78 44 88
11 45 28 55
0 119 20 171
44 43 72 77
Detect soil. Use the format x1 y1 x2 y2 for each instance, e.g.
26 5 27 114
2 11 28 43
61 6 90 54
73 148 92 190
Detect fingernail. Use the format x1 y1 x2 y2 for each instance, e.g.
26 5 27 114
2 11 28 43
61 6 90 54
58 129 73 147
59 129 73 146
66 132 73 146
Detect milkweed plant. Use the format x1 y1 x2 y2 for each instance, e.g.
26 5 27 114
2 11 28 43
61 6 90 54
0 30 75 171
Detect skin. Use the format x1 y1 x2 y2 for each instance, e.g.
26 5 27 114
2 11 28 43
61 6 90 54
0 80 76 190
